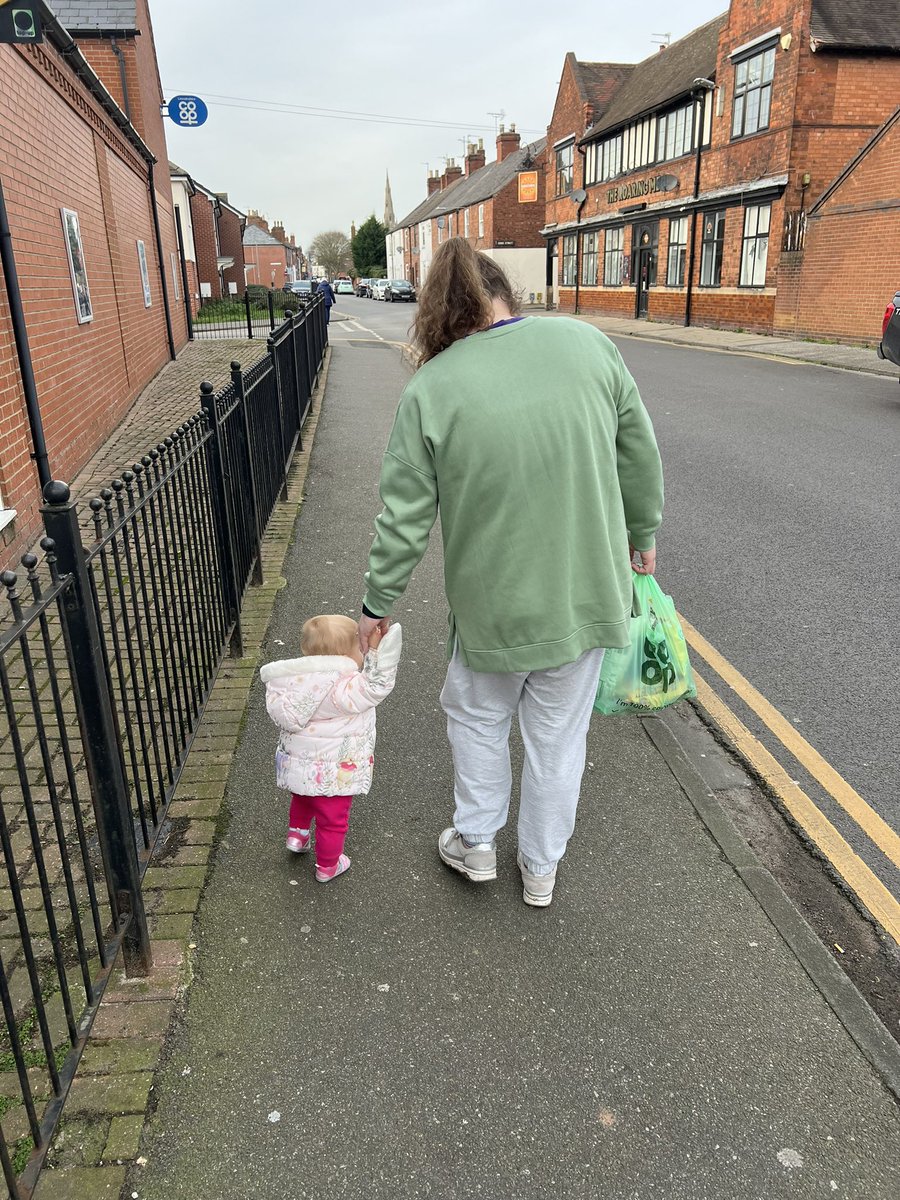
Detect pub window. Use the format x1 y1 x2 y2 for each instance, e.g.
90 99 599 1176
555 141 574 196
732 44 775 139
464 209 470 238
656 102 693 163
478 204 484 237
740 203 770 286
561 234 577 285
603 227 624 286
700 210 726 287
581 231 599 286
667 217 688 287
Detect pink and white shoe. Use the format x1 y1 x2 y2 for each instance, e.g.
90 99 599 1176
286 828 311 854
315 854 351 883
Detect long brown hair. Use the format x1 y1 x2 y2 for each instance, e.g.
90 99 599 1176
412 238 520 366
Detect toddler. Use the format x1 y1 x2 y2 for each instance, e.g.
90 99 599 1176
261 614 401 882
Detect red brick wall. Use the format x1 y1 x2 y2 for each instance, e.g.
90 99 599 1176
789 115 899 344
0 39 180 559
489 147 548 248
244 244 288 290
190 193 221 299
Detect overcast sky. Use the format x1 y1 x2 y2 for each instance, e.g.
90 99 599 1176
153 0 725 250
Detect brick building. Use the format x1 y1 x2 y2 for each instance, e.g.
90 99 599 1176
170 164 246 303
243 213 301 289
543 0 900 340
0 0 187 558
388 128 548 301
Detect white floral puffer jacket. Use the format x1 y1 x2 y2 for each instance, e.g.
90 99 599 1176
260 624 401 797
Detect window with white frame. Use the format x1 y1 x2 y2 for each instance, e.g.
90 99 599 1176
732 44 776 139
437 219 444 244
555 141 574 196
561 234 577 285
464 209 470 238
478 204 484 237
700 210 726 287
449 213 454 237
581 231 599 286
656 102 693 162
740 203 770 285
667 217 688 287
603 227 624 285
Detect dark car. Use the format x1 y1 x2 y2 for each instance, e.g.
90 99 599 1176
287 279 314 298
386 279 417 303
877 289 900 377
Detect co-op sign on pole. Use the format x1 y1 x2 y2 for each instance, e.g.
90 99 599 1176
163 95 209 128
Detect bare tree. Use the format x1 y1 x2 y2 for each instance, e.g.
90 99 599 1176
309 230 353 279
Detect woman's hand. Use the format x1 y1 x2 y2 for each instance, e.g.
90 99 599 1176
359 613 391 654
630 545 657 575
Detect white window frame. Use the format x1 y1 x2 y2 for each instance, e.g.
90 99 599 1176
478 204 484 237
581 231 599 286
740 203 770 286
555 141 574 196
561 234 577 286
464 209 470 238
667 217 688 287
732 43 776 139
0 478 15 533
603 227 624 286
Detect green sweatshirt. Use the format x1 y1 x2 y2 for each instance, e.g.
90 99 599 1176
364 315 663 672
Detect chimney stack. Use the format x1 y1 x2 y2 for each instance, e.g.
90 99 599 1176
465 140 486 175
441 159 463 189
271 221 286 244
427 169 441 195
496 122 521 162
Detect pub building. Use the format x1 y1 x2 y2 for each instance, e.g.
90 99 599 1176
542 0 900 337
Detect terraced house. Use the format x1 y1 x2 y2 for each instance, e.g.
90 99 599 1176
543 0 900 340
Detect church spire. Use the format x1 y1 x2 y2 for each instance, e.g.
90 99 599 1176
384 170 396 229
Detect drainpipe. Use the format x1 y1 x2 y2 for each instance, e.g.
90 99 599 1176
572 163 588 315
684 79 714 328
173 205 194 340
109 37 131 121
148 161 176 360
0 175 52 490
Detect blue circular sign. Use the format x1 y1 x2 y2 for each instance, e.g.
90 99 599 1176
167 95 208 128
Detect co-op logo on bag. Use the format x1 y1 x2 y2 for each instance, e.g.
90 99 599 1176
642 634 676 692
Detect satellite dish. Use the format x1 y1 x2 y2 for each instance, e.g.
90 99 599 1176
570 189 588 203
656 175 679 192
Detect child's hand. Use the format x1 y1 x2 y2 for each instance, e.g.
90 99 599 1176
368 625 384 651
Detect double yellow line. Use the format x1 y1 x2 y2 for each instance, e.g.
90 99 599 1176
681 616 900 944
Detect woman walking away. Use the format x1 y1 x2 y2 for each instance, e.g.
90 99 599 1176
358 239 663 907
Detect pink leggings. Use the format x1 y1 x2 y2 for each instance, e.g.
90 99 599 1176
290 793 352 869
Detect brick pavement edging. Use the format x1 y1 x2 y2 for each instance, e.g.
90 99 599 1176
31 348 332 1200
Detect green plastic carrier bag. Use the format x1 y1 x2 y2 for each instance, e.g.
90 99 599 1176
594 573 696 715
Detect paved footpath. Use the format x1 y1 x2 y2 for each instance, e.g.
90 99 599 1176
128 341 900 1199
540 312 898 378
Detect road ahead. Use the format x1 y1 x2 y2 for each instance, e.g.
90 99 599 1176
331 297 900 902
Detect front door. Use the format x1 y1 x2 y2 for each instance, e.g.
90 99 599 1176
633 222 659 318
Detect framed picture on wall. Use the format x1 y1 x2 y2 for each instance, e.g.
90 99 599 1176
137 240 152 307
60 208 92 324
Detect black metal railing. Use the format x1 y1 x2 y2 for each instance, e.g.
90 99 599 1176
195 287 313 340
0 295 327 1196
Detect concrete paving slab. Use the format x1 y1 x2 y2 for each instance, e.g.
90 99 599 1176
131 341 900 1199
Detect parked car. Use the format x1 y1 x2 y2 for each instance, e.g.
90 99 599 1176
287 280 314 298
877 289 900 377
371 279 392 301
356 278 372 297
334 279 355 295
386 279 417 303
